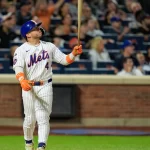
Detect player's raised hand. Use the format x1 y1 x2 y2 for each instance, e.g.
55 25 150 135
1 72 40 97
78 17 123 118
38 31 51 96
16 72 31 91
72 45 82 56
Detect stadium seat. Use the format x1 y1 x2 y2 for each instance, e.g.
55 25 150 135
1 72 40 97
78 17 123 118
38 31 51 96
122 20 130 26
141 50 147 54
64 68 89 74
60 49 71 55
98 19 105 29
107 49 121 60
103 26 114 33
97 61 115 68
143 42 150 50
116 42 123 49
51 18 77 25
68 33 77 39
72 18 77 25
53 68 63 74
102 34 117 41
8 66 15 74
123 34 144 41
53 34 77 42
145 71 150 75
91 68 115 74
0 58 10 73
52 62 64 73
105 42 117 49
64 42 71 49
51 18 62 25
68 60 92 73
0 49 10 58
10 41 23 47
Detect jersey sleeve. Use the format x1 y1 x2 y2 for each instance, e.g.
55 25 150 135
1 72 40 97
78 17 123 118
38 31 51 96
51 44 68 65
13 47 25 70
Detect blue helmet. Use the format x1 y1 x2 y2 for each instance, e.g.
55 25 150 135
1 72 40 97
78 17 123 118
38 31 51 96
21 20 42 38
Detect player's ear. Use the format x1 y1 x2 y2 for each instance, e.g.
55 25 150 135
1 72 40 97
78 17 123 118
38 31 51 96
26 33 31 38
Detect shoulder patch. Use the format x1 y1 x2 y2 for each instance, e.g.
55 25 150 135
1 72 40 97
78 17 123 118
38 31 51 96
13 58 17 65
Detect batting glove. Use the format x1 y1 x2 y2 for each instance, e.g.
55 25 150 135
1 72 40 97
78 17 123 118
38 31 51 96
16 72 32 91
72 45 82 56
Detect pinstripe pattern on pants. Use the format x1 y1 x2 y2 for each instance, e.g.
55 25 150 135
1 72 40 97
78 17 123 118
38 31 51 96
22 82 53 144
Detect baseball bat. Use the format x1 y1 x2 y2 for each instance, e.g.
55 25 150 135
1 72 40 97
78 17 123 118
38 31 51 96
78 0 83 46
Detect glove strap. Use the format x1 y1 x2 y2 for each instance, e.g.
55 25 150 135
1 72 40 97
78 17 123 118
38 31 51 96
66 53 75 64
16 72 25 82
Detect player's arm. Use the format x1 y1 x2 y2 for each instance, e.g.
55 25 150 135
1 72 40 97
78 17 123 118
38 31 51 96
13 49 32 91
15 67 32 91
52 45 82 65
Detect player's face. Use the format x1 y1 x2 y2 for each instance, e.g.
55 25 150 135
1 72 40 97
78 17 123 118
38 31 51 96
26 27 42 39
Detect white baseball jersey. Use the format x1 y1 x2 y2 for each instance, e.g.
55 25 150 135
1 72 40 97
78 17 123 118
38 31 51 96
13 40 67 81
13 40 71 144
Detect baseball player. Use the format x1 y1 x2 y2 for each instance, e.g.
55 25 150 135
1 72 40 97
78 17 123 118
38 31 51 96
13 20 82 150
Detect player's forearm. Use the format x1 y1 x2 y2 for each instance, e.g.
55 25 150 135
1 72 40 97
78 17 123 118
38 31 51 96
61 45 82 65
55 45 82 65
14 66 24 75
66 53 76 65
14 67 32 91
59 53 75 66
14 67 25 82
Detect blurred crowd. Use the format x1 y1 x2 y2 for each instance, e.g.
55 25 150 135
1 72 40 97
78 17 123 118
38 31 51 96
0 0 150 75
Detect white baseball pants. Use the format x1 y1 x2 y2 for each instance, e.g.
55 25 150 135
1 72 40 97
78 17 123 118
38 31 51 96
22 82 53 144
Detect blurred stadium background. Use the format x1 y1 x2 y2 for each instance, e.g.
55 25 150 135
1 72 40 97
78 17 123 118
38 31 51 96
0 0 150 149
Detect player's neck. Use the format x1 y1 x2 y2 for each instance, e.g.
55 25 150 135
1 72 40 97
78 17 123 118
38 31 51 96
27 39 40 46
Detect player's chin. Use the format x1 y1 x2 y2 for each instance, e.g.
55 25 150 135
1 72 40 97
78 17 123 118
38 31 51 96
37 33 42 38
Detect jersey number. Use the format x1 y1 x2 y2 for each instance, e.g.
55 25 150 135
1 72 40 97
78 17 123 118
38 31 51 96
45 62 49 70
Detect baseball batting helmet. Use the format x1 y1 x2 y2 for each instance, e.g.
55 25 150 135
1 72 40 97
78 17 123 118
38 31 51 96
21 20 42 38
